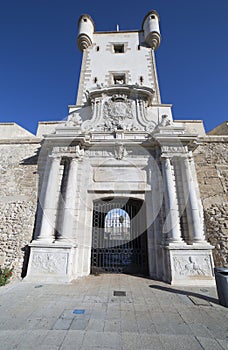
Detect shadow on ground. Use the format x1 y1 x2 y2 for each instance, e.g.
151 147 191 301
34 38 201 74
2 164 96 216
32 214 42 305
149 284 219 304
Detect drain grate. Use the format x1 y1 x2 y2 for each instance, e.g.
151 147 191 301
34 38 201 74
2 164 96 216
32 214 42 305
113 291 126 297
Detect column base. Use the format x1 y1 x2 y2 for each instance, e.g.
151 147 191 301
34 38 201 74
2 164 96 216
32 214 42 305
33 237 54 244
24 242 77 283
162 243 215 286
165 240 187 246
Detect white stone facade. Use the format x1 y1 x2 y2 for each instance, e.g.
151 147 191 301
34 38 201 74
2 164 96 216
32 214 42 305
22 11 216 285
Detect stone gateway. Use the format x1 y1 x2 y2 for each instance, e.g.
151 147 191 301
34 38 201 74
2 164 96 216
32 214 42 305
0 10 227 285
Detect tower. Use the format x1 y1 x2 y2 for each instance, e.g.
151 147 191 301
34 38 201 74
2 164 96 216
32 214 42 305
26 11 215 285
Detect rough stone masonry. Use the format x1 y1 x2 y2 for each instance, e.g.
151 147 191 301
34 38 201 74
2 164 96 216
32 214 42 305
0 123 227 279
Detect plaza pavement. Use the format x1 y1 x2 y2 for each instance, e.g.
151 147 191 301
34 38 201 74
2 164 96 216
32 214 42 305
0 274 227 350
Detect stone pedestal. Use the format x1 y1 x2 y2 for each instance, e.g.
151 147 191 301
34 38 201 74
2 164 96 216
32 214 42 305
163 243 215 285
25 243 77 283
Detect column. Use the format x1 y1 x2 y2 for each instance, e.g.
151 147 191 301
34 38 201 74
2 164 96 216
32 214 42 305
181 156 205 242
161 157 183 242
59 157 78 242
37 156 61 243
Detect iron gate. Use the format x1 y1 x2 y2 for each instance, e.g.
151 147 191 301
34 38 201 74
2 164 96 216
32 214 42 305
91 198 148 275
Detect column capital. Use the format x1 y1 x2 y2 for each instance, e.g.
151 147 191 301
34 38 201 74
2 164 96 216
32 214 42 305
161 155 171 160
70 156 79 163
48 155 61 162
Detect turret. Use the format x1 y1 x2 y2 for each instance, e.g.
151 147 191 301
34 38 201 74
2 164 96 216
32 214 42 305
142 10 161 50
77 14 95 51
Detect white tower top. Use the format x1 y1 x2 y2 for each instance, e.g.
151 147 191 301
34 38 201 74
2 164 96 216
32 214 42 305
77 14 95 51
76 10 162 106
142 10 161 50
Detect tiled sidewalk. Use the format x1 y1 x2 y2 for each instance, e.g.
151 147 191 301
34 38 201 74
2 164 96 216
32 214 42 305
0 274 227 349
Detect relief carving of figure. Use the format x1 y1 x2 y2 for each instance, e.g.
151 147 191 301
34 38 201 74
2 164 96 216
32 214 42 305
75 145 84 158
114 143 128 160
32 253 67 274
183 256 206 276
158 114 172 127
174 256 208 277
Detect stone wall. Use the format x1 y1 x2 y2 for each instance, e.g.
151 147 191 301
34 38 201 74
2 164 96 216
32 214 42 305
0 141 40 277
193 137 228 267
0 134 227 279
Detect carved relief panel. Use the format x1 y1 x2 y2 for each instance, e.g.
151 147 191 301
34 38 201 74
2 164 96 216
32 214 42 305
81 86 156 132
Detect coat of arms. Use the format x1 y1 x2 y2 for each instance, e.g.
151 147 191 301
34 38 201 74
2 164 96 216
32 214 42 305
103 95 133 130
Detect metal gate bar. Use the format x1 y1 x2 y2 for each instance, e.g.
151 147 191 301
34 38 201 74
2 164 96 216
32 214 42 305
91 198 148 275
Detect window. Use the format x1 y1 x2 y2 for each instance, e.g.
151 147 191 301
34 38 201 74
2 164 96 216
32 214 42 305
113 44 124 53
113 74 125 85
96 46 100 52
83 18 87 22
150 15 156 19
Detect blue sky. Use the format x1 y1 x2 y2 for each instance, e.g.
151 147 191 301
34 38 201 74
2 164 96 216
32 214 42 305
0 0 227 134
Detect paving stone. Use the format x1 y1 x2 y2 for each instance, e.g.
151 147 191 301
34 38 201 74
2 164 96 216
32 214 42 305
59 330 85 349
217 339 228 350
82 330 121 348
104 319 121 332
16 330 49 349
0 330 25 350
196 336 225 350
41 330 67 347
188 323 217 338
0 275 227 350
159 334 203 350
70 317 90 330
52 317 73 330
121 332 143 350
87 318 105 332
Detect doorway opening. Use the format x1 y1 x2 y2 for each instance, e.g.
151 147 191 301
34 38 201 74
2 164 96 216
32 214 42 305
91 197 148 275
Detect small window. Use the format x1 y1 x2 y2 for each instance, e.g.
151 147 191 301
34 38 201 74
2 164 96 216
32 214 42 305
83 18 87 22
94 77 97 83
140 76 143 84
150 15 156 19
113 44 124 53
96 46 100 52
113 74 125 85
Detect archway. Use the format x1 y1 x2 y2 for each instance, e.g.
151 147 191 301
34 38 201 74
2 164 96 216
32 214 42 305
91 197 148 275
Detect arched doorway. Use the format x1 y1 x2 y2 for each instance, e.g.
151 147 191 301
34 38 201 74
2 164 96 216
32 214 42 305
91 197 148 275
